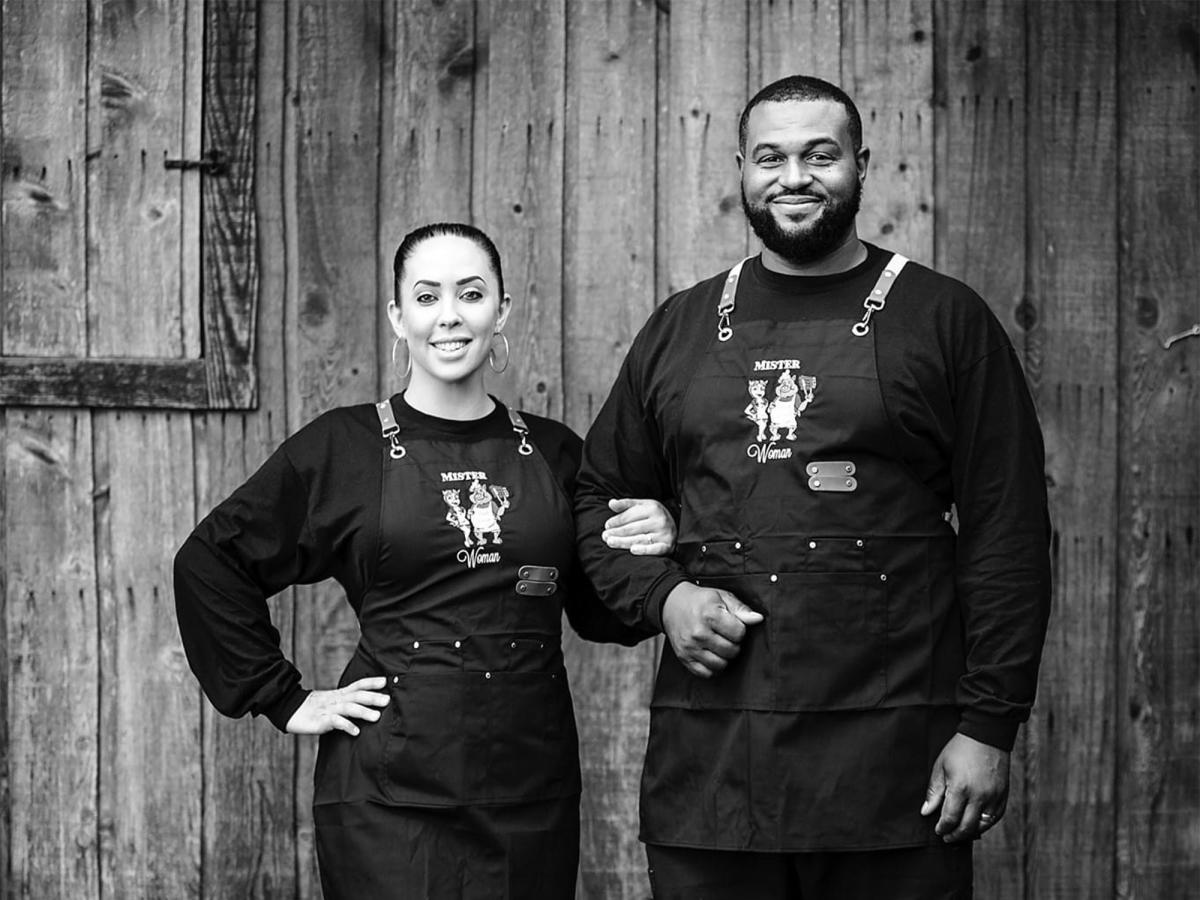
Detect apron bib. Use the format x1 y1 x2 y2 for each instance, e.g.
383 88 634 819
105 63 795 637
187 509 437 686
655 254 960 714
314 401 581 808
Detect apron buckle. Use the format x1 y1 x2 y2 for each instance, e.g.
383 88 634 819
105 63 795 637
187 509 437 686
806 460 858 492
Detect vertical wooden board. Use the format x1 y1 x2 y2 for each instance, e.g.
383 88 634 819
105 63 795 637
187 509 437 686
94 412 201 898
197 3 300 898
657 0 749 301
932 4 1027 893
1 2 98 897
562 3 658 896
471 0 566 417
4 411 99 900
1024 3 1120 897
841 0 934 263
751 0 842 87
376 0 475 395
289 2 383 895
88 0 191 357
1117 3 1200 897
0 0 88 355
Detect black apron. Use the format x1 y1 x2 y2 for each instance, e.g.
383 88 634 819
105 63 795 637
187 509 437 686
312 399 580 899
642 255 965 851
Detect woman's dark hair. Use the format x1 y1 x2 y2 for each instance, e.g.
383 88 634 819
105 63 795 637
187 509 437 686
392 222 505 303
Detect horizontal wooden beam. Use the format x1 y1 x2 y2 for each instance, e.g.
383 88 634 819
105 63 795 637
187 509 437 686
0 357 255 410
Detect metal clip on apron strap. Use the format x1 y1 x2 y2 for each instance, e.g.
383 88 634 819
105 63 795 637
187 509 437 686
506 408 534 456
515 564 559 597
375 400 406 459
716 257 753 342
852 253 908 337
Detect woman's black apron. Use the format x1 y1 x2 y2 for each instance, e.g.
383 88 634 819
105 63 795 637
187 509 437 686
311 399 580 899
642 255 965 851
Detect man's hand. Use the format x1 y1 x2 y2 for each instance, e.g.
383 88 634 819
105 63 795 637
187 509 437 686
920 732 1010 842
661 582 763 678
285 677 390 737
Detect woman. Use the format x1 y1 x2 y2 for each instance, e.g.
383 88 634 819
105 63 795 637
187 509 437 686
174 222 674 899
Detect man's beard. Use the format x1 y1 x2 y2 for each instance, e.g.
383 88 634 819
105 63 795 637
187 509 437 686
742 179 862 265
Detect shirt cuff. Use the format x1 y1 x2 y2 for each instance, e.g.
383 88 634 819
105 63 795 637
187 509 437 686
644 571 690 633
957 710 1021 751
261 685 309 733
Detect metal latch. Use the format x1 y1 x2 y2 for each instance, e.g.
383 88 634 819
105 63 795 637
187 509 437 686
164 149 228 176
807 460 857 492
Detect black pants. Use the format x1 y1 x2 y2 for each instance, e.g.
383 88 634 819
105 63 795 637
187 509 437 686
646 842 973 900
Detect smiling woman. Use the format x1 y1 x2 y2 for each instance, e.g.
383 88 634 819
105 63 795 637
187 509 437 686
172 221 681 900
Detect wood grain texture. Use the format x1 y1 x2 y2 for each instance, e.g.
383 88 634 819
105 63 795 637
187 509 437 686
933 4 1027 891
195 3 300 899
471 0 566 417
1 2 98 898
200 0 259 409
88 0 189 358
842 0 934 263
751 0 842 88
0 0 89 357
4 411 100 900
562 3 658 896
1025 3 1120 897
658 0 749 300
1116 3 1200 897
288 3 383 895
377 0 475 395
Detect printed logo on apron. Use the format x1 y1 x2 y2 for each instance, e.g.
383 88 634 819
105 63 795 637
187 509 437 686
744 359 817 463
440 469 511 568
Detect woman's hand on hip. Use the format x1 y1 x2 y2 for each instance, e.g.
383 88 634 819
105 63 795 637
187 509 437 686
602 497 677 556
285 677 390 737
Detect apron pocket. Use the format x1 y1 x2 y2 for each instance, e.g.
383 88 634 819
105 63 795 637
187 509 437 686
769 572 888 710
382 674 466 804
463 670 577 803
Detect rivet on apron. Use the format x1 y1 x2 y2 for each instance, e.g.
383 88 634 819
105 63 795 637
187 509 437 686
413 641 420 649
813 479 822 488
392 675 399 685
701 545 707 553
485 672 492 679
454 640 462 649
511 641 518 649
880 574 888 582
809 541 817 549
770 574 778 583
845 465 853 473
734 541 742 550
846 480 854 487
856 539 864 548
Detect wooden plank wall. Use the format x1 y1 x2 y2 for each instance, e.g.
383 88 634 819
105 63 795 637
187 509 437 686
2 1 1198 898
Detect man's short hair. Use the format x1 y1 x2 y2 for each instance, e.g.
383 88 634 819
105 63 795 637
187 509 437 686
738 75 863 155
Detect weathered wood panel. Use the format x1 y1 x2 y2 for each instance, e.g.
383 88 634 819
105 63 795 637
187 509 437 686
472 0 566 416
843 0 934 262
376 0 475 392
933 3 1028 894
752 0 842 87
288 3 384 896
1117 3 1200 897
1025 4 1120 897
196 3 298 898
658 0 749 299
561 2 659 896
1 1 99 898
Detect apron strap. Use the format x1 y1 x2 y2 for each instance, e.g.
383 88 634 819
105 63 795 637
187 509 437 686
506 407 534 456
375 399 406 459
716 257 754 342
851 253 908 337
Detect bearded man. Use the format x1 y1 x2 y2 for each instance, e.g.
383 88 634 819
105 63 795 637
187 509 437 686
576 75 1051 899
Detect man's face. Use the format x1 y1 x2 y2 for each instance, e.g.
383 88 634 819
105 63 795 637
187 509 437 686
738 99 867 265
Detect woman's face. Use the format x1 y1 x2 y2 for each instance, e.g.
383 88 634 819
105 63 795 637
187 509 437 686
389 234 510 387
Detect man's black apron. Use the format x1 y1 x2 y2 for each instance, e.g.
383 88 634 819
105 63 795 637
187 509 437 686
642 255 965 851
311 399 580 899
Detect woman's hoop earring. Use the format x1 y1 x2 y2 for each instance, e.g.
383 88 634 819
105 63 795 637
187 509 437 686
392 336 412 378
488 332 510 374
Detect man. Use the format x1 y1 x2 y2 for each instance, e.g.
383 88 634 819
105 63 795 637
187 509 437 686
577 75 1051 898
